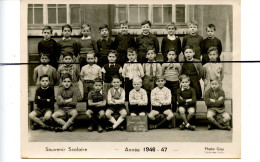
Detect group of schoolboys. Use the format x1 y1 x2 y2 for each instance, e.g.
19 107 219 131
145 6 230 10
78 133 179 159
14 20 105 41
29 19 231 133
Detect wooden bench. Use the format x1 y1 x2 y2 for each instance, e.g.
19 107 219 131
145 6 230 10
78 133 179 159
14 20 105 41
28 86 232 128
172 100 233 128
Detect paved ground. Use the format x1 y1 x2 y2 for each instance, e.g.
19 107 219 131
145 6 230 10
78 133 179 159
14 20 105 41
29 126 232 142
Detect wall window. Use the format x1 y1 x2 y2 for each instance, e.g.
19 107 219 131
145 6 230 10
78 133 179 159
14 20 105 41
28 4 43 24
28 4 81 25
114 4 187 25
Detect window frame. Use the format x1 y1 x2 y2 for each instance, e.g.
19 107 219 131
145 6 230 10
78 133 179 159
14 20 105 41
28 4 81 30
114 4 189 28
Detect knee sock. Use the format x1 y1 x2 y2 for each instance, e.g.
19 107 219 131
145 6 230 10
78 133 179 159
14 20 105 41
109 117 117 124
32 117 46 127
62 118 73 130
180 113 188 125
54 118 66 126
113 116 124 129
209 118 224 129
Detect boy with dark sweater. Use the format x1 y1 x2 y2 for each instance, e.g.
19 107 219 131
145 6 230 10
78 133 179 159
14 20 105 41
38 26 58 68
205 80 231 130
52 73 78 132
201 24 222 64
177 74 197 130
57 24 79 65
96 24 114 67
181 45 203 100
29 74 55 130
78 24 98 69
113 20 136 66
182 21 203 60
136 20 159 63
161 22 182 62
101 50 122 93
86 77 107 133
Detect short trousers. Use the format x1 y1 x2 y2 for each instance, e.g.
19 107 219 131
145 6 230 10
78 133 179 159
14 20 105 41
55 108 77 118
129 105 147 114
152 105 171 114
107 104 126 114
34 107 53 116
208 107 226 115
88 106 106 114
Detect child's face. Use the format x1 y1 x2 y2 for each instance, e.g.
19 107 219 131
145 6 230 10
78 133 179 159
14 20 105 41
62 78 72 89
120 24 128 35
40 55 50 64
112 78 121 89
100 28 109 37
167 26 176 36
208 50 218 61
133 81 142 91
127 51 137 62
94 82 103 91
146 50 156 61
63 27 72 38
167 51 177 62
210 80 219 91
156 78 166 89
141 23 150 35
86 54 95 64
108 53 117 63
40 77 50 88
180 78 190 89
184 49 195 61
63 56 73 64
189 24 198 35
206 27 215 38
82 27 91 37
42 29 52 40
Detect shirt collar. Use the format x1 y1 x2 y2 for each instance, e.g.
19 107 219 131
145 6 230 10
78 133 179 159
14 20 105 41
189 33 198 37
109 63 115 67
101 37 109 41
186 58 194 62
42 64 49 68
62 37 71 40
128 60 137 63
141 33 151 38
167 34 176 40
82 36 91 40
41 86 49 90
181 86 190 91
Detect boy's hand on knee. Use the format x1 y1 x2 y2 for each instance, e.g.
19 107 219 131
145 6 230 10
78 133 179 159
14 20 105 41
210 99 216 103
47 99 50 102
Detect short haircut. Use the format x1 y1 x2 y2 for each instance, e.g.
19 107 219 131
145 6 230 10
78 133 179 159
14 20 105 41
206 24 216 31
141 20 151 27
40 53 50 59
99 24 109 31
207 46 219 55
62 24 72 32
188 20 199 28
108 50 118 57
127 47 136 53
184 45 194 52
63 51 73 59
132 77 142 84
62 73 72 81
94 77 103 84
179 74 190 82
112 75 121 82
120 20 128 26
210 79 220 84
40 74 50 81
146 47 155 53
81 24 91 30
155 75 166 82
86 52 95 58
166 22 177 30
167 48 177 54
42 26 53 34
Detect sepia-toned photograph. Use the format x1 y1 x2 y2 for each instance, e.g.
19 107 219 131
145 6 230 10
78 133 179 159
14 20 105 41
21 0 241 159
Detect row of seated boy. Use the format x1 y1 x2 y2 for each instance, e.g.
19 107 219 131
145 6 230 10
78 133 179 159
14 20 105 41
29 72 231 133
39 19 222 71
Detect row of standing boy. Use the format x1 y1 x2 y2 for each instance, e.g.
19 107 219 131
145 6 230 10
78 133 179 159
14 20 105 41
30 19 230 133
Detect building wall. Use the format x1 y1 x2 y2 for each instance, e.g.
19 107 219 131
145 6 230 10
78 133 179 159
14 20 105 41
27 4 233 98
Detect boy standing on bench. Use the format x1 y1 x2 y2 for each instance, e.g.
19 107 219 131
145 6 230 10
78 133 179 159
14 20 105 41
148 75 174 129
205 79 231 130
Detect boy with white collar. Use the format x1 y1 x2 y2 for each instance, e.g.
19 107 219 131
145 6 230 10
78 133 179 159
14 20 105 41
122 47 144 101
